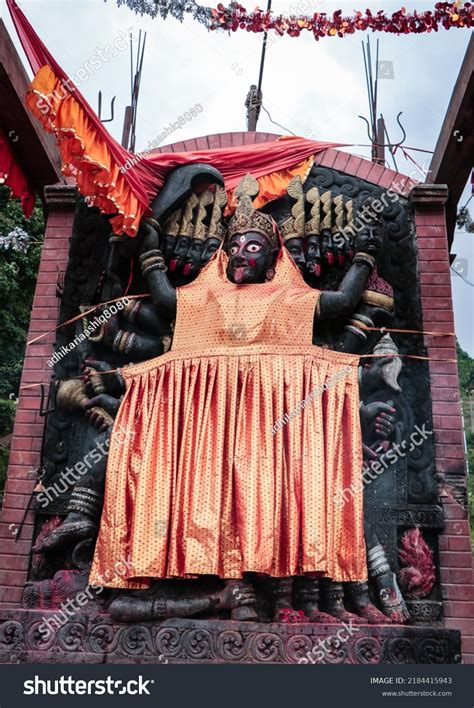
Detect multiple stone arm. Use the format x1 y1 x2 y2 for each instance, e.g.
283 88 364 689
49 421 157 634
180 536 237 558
138 222 177 319
317 256 374 321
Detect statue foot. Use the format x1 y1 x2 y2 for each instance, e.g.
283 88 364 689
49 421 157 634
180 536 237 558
386 607 410 624
231 605 258 621
324 607 365 625
345 581 392 624
321 580 364 624
299 604 340 624
33 513 97 553
218 580 258 621
350 602 392 624
374 571 410 624
294 577 339 623
266 577 293 622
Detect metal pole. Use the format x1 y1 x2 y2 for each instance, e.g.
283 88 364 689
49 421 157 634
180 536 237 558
257 0 272 97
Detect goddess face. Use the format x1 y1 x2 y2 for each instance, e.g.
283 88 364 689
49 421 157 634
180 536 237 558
161 234 177 264
355 224 383 258
320 229 334 265
304 234 321 278
284 237 305 273
226 231 276 284
183 238 204 277
201 237 222 267
169 235 190 273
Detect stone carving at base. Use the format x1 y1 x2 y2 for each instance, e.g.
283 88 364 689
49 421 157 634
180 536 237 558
0 612 461 665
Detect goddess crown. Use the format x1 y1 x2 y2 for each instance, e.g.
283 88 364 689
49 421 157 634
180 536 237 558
227 174 278 248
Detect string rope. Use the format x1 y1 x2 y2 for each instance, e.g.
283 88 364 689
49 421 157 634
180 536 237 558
27 294 150 346
19 352 458 391
27 297 455 348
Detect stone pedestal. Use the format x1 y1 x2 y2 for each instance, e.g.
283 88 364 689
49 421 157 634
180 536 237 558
0 611 461 665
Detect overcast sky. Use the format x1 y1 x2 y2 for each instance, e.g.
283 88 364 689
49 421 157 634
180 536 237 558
1 0 473 353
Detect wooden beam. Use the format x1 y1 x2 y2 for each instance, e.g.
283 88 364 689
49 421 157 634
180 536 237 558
428 35 474 245
0 19 61 198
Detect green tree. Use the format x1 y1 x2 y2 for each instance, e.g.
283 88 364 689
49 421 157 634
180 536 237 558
456 340 474 544
457 340 474 393
0 187 44 494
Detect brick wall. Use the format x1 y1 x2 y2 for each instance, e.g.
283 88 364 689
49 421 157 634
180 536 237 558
411 184 474 664
0 184 76 608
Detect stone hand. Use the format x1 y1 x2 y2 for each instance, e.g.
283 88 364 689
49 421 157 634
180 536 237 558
93 306 120 348
83 358 124 397
215 581 257 610
360 401 396 443
85 393 120 423
83 401 114 432
33 512 98 553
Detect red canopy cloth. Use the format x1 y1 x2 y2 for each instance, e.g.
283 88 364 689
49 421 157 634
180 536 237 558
0 128 35 218
7 0 343 235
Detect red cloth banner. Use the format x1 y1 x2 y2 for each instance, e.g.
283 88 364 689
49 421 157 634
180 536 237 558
0 128 35 218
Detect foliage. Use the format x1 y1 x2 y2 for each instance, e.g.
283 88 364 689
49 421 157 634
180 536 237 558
0 187 44 495
457 340 474 544
456 206 474 233
457 340 474 395
0 399 16 437
0 187 44 397
0 445 9 501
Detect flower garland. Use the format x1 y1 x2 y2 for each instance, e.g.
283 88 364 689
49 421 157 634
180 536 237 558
114 1 473 39
209 2 473 38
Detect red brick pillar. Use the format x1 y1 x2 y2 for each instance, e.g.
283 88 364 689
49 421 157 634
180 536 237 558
411 183 474 663
0 184 76 608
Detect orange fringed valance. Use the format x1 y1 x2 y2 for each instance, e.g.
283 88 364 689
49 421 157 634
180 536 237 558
26 66 143 236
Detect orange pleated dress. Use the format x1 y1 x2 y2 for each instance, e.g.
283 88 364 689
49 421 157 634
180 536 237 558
89 247 367 588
